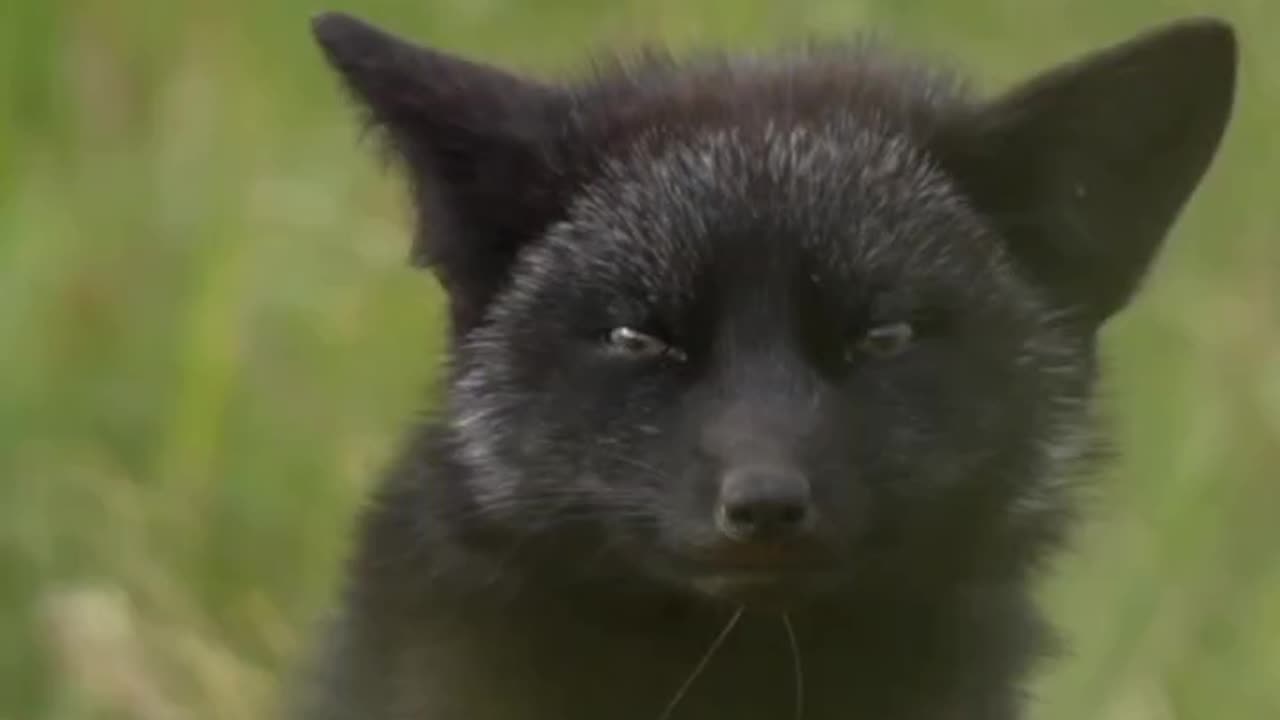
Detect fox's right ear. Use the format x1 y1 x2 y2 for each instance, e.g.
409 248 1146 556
312 12 569 331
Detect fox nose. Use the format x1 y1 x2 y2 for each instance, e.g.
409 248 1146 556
715 465 814 542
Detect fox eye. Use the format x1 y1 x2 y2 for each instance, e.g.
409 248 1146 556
605 326 687 362
851 322 914 359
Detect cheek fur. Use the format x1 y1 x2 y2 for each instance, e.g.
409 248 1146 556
449 329 684 512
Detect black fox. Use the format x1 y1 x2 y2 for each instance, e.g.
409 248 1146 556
300 12 1236 720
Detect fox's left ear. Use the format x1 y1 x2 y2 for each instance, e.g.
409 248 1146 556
312 12 571 332
937 18 1237 326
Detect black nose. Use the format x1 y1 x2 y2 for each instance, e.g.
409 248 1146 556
715 465 814 541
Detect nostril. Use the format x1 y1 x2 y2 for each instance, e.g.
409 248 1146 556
716 466 813 541
723 502 760 528
774 503 808 526
722 498 809 530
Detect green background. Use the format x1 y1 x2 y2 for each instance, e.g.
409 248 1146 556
2 1 1276 718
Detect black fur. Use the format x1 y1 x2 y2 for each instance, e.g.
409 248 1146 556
299 13 1236 720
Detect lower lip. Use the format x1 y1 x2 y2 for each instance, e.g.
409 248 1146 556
694 570 782 589
690 569 834 604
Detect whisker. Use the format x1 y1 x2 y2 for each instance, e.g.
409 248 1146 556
782 613 805 720
656 607 744 720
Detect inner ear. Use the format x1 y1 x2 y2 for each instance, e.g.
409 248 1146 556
935 18 1237 326
312 12 571 331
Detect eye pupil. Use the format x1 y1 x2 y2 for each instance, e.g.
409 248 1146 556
606 326 686 361
610 327 655 352
853 322 914 359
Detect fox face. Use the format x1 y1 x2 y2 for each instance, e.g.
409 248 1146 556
313 14 1235 608
446 120 1090 605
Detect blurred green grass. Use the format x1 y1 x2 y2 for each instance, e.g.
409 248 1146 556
1 1 1276 718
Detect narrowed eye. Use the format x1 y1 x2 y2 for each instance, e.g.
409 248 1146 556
852 322 914 359
605 326 687 362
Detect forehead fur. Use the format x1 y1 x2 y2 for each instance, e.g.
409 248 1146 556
504 45 993 300
554 120 997 291
559 42 968 162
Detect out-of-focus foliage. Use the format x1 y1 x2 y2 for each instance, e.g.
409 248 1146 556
2 1 1276 718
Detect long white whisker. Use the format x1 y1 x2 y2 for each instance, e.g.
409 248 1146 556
782 613 805 720
656 607 744 720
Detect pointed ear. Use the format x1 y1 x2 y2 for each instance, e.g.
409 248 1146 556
312 12 569 330
936 18 1237 326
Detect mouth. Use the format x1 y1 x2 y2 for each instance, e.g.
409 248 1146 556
668 542 844 606
688 567 842 608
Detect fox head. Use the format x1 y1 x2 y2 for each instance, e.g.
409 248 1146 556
314 15 1235 607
